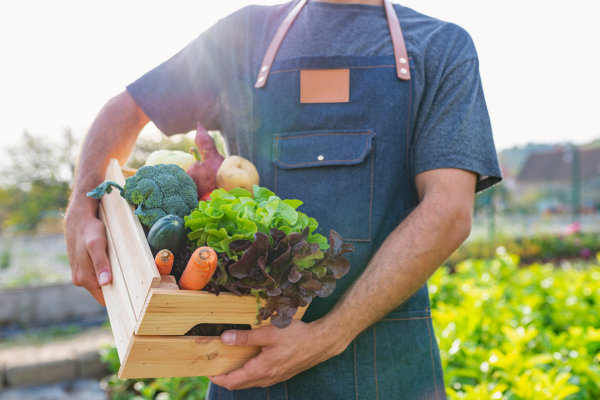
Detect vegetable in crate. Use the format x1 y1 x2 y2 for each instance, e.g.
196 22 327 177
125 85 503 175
145 149 195 171
185 185 354 328
147 215 187 255
216 156 260 192
195 123 224 175
86 164 198 228
179 246 218 290
154 250 174 275
187 147 217 197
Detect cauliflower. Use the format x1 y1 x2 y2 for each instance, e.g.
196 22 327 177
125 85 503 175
87 164 198 228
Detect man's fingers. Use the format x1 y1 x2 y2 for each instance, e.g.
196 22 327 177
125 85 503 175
210 356 270 390
86 283 106 306
85 232 112 286
77 269 106 306
221 326 275 347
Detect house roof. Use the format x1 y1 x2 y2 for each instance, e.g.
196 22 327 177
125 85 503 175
517 148 600 182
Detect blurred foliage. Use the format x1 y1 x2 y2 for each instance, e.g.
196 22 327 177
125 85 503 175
0 261 64 289
100 344 209 399
0 129 77 232
0 129 227 232
448 232 598 265
0 244 10 269
2 129 77 186
99 253 600 400
431 254 600 399
0 324 82 350
0 183 70 231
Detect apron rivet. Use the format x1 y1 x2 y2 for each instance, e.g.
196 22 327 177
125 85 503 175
399 57 407 64
400 68 408 74
261 66 268 72
318 155 324 161
258 76 265 83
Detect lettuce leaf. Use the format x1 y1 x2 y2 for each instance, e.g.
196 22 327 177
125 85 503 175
184 186 354 328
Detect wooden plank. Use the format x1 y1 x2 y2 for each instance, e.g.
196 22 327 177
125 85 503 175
160 275 177 284
99 205 136 362
158 282 179 290
121 167 137 177
118 335 260 379
135 289 307 335
100 159 161 318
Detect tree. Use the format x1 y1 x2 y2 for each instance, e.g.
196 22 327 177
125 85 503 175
0 129 78 232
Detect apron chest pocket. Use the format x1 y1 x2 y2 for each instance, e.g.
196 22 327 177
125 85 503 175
273 129 374 242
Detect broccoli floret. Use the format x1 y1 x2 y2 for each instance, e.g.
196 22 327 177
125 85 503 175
155 174 180 198
163 195 189 217
88 164 198 228
128 178 164 209
138 208 167 228
180 185 200 210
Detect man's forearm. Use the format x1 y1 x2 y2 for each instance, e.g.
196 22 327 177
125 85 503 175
70 90 148 211
320 171 475 349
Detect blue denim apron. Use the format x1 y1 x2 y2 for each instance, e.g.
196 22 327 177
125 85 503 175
210 1 445 399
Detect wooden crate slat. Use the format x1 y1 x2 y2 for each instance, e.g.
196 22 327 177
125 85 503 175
101 159 161 318
158 282 179 290
118 335 260 379
135 289 307 335
99 205 136 362
160 275 177 284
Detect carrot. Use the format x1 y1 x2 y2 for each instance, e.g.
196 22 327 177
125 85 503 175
178 246 218 290
155 250 174 275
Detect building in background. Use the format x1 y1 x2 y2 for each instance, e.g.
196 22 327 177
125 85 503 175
516 147 600 214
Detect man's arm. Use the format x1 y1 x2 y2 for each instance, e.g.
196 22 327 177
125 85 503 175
65 90 149 305
321 168 475 339
210 168 476 390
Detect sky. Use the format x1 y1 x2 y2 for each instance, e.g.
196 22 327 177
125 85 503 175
1 0 599 151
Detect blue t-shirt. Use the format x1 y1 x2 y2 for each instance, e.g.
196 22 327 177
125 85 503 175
127 1 502 192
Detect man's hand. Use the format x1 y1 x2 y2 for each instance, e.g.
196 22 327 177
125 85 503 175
65 90 149 305
210 168 476 390
65 199 112 305
209 320 347 390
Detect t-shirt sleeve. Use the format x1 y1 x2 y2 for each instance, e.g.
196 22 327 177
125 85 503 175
126 28 222 136
412 30 502 193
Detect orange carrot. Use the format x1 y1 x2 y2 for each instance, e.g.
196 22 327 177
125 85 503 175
155 250 174 275
178 247 218 290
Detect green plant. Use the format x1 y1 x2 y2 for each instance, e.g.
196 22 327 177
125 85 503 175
0 246 10 269
447 232 599 266
431 254 600 399
0 129 77 232
185 185 354 329
99 344 209 400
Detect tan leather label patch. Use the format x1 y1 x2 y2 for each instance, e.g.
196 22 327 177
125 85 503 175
300 69 350 103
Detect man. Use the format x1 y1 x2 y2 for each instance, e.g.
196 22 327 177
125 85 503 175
65 0 502 398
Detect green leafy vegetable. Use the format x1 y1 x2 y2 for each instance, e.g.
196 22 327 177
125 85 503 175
184 185 329 258
185 186 354 329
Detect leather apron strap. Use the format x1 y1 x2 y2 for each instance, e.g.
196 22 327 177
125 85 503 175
255 0 410 89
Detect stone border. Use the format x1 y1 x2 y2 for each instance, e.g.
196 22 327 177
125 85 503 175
0 284 106 326
0 329 112 388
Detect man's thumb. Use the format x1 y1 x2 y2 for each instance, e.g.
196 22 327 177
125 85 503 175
221 329 267 347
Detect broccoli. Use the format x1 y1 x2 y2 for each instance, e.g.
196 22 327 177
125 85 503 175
87 164 198 228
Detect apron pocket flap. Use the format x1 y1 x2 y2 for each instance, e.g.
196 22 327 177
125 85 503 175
274 129 374 170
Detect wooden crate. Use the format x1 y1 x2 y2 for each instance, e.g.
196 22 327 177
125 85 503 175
99 159 307 379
